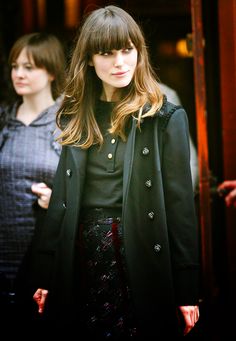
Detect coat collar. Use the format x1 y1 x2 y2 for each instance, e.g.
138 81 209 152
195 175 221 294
141 95 167 118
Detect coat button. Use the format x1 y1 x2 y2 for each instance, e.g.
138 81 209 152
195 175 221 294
148 211 155 219
108 153 113 159
66 169 72 177
62 202 67 209
145 179 152 188
142 147 150 155
111 138 116 144
154 244 161 253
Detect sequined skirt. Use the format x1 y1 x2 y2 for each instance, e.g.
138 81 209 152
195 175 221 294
75 208 139 340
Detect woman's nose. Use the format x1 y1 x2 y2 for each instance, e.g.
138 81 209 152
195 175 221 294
114 52 124 67
14 66 25 77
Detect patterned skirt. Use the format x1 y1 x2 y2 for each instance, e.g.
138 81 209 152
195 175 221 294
75 208 140 340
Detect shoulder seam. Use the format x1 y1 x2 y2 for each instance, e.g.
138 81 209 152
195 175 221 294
159 104 182 131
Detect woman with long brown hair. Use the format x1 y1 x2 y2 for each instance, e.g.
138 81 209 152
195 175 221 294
32 6 200 340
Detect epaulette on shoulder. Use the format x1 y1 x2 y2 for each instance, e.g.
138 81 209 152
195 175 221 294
158 96 182 131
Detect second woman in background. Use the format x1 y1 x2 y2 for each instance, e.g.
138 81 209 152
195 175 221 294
0 32 66 332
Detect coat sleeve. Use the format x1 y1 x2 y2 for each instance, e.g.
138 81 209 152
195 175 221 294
161 107 200 305
29 146 68 290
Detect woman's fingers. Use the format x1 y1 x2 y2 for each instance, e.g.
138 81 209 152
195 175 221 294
178 305 199 336
33 288 49 314
31 183 52 209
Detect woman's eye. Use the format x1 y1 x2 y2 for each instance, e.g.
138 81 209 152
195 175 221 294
99 51 112 56
24 64 33 70
123 47 133 53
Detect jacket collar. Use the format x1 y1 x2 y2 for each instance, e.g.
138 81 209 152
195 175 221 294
140 95 167 118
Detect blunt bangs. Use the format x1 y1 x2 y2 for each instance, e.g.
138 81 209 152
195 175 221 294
86 13 142 55
25 45 48 68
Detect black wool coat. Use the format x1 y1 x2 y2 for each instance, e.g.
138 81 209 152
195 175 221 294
31 101 200 337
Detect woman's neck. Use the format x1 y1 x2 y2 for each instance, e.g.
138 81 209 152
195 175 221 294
101 88 120 102
16 92 55 125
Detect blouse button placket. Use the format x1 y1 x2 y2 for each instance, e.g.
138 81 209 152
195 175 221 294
106 137 118 172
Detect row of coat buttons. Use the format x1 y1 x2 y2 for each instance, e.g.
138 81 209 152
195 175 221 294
142 148 154 221
143 157 159 251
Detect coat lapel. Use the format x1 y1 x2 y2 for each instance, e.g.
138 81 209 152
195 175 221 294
64 146 87 229
70 146 87 177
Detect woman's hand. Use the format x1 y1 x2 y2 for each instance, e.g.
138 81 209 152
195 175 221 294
178 305 199 336
31 182 52 209
33 288 49 314
218 180 236 208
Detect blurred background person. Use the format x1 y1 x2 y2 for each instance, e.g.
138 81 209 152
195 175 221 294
218 180 236 208
0 32 66 333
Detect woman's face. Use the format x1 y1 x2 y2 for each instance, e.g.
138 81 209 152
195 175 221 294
11 47 54 97
90 43 138 101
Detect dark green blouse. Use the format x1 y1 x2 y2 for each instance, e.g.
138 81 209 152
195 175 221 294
81 100 126 209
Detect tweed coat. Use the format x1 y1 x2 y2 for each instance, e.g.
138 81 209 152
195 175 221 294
31 100 200 336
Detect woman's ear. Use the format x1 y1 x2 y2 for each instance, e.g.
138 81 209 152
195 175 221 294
88 60 94 66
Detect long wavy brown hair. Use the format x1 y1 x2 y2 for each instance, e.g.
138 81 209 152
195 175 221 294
57 5 163 148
